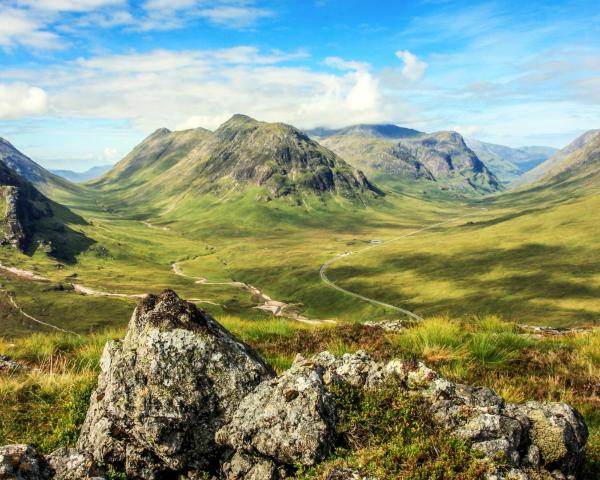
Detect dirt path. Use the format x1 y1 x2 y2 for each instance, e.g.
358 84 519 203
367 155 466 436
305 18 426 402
319 213 481 321
72 284 148 299
171 262 334 325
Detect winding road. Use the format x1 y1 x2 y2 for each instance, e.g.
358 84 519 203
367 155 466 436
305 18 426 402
319 213 480 321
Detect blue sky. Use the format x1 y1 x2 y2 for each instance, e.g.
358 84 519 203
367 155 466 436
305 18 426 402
1 0 599 170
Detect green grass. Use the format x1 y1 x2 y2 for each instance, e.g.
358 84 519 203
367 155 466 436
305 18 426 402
2 318 597 477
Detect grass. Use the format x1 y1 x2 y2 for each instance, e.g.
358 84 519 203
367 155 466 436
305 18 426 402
2 315 597 477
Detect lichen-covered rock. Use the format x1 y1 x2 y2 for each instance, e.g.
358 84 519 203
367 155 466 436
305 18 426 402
45 448 104 480
216 363 336 466
0 444 51 480
77 290 275 479
506 402 588 477
221 451 283 480
300 351 382 388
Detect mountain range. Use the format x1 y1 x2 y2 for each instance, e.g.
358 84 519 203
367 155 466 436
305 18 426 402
309 124 502 194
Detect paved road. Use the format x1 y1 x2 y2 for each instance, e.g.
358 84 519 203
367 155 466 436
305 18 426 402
319 213 480 321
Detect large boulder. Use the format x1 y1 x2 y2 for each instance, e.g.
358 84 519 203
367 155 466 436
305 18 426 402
45 448 104 480
77 290 275 479
216 363 337 466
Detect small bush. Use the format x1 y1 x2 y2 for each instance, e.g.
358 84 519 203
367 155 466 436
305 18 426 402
468 332 533 368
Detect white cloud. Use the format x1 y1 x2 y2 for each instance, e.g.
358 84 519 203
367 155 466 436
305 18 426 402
6 48 413 131
198 6 273 29
17 0 126 12
0 83 48 119
395 50 428 82
0 6 62 49
102 147 119 161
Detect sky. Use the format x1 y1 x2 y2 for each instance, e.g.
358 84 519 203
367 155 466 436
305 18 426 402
0 0 599 171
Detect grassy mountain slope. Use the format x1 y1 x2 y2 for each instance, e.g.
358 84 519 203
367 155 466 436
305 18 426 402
93 115 380 214
0 137 80 198
515 129 599 187
466 139 556 184
313 124 502 195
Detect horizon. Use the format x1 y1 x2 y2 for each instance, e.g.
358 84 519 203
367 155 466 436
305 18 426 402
1 0 599 170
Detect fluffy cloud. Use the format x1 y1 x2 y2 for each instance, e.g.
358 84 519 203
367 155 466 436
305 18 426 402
9 48 412 131
395 50 428 82
0 6 62 49
0 83 48 119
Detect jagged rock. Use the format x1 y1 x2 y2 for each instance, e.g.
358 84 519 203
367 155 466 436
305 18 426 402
298 351 383 388
221 451 283 480
362 319 406 332
216 363 336 466
77 290 275 479
46 448 104 479
326 469 370 480
0 444 51 479
0 186 26 248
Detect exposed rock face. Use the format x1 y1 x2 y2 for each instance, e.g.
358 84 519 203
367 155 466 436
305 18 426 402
77 289 275 479
0 444 51 479
216 363 337 466
1 184 27 249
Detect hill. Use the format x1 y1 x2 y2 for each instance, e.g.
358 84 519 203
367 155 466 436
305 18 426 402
514 129 599 187
465 139 556 184
0 137 81 199
0 159 92 261
51 165 112 183
311 124 502 195
93 115 381 212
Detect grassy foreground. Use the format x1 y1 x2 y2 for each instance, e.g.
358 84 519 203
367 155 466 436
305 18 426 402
1 314 598 478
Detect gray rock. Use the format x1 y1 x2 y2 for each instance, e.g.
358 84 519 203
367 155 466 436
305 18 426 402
0 444 51 480
507 402 588 477
216 363 336 466
77 290 275 479
46 448 104 480
221 451 282 480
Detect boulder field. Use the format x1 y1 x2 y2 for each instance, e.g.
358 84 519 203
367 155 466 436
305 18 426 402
0 290 588 479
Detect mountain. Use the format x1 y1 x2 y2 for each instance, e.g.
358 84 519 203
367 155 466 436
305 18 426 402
465 139 557 184
93 115 381 209
0 137 79 196
0 158 92 261
310 124 502 194
515 129 600 187
51 165 113 183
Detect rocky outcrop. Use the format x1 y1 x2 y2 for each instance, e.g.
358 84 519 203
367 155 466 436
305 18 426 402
303 351 588 480
216 363 336 466
0 186 26 248
1 292 589 479
77 289 275 479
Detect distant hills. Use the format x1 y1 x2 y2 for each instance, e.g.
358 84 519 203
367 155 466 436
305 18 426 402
309 124 502 194
515 129 600 187
465 139 556 184
92 114 381 209
51 165 113 183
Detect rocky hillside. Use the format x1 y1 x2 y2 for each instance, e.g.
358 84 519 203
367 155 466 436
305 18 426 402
0 160 91 260
93 115 380 209
311 124 502 195
0 290 589 479
515 130 600 187
466 139 556 184
0 137 78 196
